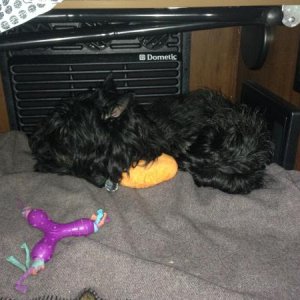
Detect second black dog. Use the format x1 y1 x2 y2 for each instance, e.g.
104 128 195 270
30 78 273 194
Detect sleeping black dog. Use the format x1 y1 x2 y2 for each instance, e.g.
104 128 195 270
30 76 273 194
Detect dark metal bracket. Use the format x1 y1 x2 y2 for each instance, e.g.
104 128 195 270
240 25 274 70
0 6 283 53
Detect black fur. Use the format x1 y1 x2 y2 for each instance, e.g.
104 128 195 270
29 78 273 194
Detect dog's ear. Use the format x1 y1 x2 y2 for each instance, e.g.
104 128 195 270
110 93 133 118
103 73 116 94
101 74 134 119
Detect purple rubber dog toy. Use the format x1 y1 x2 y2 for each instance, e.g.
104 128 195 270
8 207 109 293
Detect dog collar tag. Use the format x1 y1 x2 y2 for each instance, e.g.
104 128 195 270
105 179 119 192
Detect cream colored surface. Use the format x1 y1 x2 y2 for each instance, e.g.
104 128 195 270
56 0 300 9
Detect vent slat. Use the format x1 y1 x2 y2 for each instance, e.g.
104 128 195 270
14 79 179 90
12 64 179 74
14 71 179 82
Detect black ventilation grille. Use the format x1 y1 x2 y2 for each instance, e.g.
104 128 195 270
1 17 189 135
6 50 186 134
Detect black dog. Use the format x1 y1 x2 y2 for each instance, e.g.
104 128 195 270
29 77 273 194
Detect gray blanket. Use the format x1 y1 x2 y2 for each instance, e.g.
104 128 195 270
1 131 300 299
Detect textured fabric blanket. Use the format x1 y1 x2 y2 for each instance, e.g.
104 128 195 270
1 131 300 299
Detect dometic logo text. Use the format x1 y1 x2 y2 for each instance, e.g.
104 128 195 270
139 54 178 61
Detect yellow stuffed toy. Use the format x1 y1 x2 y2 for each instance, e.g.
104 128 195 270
121 153 178 188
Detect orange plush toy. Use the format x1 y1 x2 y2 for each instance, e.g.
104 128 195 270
121 153 178 188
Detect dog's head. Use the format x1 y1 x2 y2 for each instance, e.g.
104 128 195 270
29 76 137 188
93 74 134 120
